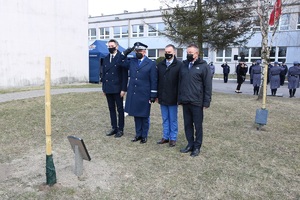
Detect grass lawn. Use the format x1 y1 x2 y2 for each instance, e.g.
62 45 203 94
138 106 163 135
0 91 299 199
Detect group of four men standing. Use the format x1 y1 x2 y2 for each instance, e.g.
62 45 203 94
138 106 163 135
101 39 212 157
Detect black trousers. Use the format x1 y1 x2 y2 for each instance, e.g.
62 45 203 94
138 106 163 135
280 74 285 85
106 93 124 131
182 104 204 150
223 73 229 83
236 75 245 90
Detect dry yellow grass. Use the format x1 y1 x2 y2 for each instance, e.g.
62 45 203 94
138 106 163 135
0 92 299 199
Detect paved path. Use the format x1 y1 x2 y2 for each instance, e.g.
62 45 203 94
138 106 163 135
0 88 101 103
0 79 293 103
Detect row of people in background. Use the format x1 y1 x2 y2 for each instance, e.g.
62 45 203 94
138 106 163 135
249 61 288 86
233 60 300 97
101 39 212 157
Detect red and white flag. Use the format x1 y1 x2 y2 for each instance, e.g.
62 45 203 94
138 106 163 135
269 0 282 26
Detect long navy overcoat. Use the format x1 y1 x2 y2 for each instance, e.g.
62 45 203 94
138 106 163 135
120 56 157 117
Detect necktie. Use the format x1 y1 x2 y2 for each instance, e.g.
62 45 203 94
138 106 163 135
166 61 170 67
110 55 114 63
189 62 193 69
138 60 141 66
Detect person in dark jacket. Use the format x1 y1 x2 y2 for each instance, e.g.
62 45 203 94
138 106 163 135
102 39 128 138
178 44 212 157
156 44 183 147
221 62 230 83
280 61 288 86
288 61 300 97
251 60 262 95
269 61 283 96
120 42 158 143
235 61 248 93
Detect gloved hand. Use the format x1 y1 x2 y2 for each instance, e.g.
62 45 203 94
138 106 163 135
123 47 134 57
150 97 156 103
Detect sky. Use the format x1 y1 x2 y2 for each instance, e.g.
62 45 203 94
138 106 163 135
88 0 164 16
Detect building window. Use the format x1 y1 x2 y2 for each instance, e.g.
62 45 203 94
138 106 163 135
88 28 96 40
239 47 250 57
148 23 165 36
132 25 144 37
279 14 290 31
177 48 183 60
269 47 287 62
216 48 232 62
297 13 300 30
148 49 156 58
148 48 184 60
239 47 287 63
239 47 259 62
202 48 209 61
252 17 261 32
113 26 128 38
147 49 164 59
99 27 109 39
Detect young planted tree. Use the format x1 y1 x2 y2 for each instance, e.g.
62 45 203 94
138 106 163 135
256 0 282 100
160 0 255 54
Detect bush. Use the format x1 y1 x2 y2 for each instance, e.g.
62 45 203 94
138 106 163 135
155 56 165 65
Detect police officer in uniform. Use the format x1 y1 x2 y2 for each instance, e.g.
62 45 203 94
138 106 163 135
269 61 282 96
221 62 230 83
120 42 158 143
280 61 288 86
251 60 262 95
102 39 128 137
249 61 256 84
288 61 300 97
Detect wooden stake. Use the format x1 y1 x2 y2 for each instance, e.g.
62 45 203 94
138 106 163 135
45 57 52 156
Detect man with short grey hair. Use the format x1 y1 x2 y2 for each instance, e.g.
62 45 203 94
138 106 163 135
178 44 212 157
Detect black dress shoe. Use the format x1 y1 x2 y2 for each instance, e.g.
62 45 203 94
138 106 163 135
190 149 200 157
169 140 176 147
180 145 193 153
114 131 123 138
106 129 117 136
157 138 169 144
140 138 147 144
131 136 142 142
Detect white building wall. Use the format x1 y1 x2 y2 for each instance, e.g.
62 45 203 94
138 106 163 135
0 0 88 88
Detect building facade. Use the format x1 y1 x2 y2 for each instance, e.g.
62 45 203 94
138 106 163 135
0 0 88 88
88 3 300 74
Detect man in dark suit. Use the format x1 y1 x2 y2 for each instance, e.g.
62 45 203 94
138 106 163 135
102 39 128 138
120 42 158 143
